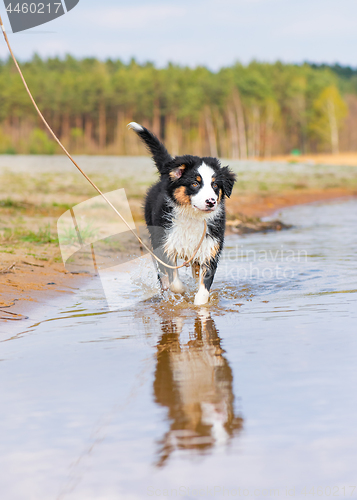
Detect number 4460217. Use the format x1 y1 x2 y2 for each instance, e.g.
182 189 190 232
301 486 356 496
6 3 62 14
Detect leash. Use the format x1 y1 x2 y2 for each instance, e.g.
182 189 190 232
0 17 206 270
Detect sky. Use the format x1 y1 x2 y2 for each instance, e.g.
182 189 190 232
1 0 357 69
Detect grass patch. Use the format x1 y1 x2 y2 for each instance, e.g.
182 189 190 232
51 202 72 210
20 225 58 244
1 224 58 245
26 253 50 260
0 198 26 209
0 198 74 216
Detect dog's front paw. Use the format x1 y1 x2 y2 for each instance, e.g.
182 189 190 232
194 287 209 305
170 276 187 294
159 275 170 291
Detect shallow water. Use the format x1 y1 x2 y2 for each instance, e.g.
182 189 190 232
1 199 357 500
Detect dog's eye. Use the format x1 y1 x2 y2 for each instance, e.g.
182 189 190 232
192 182 199 188
212 182 218 189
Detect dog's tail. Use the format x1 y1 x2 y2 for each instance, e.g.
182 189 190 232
128 122 172 173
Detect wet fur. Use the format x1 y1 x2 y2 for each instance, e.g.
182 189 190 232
128 122 236 305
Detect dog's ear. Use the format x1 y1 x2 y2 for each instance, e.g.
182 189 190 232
221 166 236 198
169 164 186 180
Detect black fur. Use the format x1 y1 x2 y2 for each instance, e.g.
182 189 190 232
131 125 172 173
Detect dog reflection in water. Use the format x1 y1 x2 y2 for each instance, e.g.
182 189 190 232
153 310 243 466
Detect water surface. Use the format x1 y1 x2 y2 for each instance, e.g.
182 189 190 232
1 199 357 500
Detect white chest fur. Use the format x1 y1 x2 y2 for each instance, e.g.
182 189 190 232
164 205 220 265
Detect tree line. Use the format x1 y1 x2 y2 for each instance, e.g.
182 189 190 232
0 55 356 157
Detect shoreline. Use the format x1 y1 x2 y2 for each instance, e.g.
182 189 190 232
1 187 356 323
226 187 357 219
0 260 87 323
268 152 357 167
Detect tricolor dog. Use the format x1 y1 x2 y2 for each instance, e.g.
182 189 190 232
129 122 236 305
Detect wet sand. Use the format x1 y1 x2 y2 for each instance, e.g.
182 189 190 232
0 259 86 321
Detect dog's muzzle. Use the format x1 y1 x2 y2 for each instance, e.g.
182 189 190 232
205 198 216 209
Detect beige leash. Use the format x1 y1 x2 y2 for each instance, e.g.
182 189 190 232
0 16 206 270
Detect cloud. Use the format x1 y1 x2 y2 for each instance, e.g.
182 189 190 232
277 10 357 38
1 0 357 68
78 4 187 31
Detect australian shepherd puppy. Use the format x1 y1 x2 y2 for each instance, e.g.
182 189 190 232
129 122 236 305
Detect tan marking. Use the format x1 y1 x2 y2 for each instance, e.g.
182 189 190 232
209 243 220 260
174 186 190 205
191 262 200 279
169 164 186 180
217 190 222 203
196 175 202 182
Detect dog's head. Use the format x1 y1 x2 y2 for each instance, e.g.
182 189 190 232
127 123 236 213
166 156 236 213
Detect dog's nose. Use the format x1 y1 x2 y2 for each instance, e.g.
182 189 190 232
205 198 216 208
